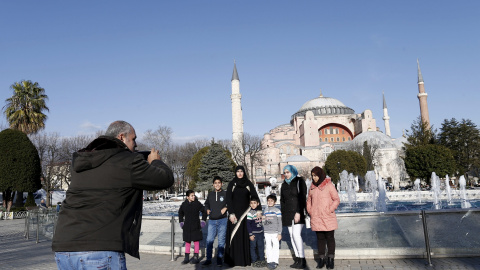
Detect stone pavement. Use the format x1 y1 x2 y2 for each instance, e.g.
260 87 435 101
1 219 480 270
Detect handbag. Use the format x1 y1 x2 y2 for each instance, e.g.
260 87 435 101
305 213 311 229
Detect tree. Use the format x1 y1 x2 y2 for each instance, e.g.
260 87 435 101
3 80 49 134
197 143 235 192
186 146 210 190
231 133 264 182
437 118 480 176
141 126 173 163
404 144 456 183
404 116 436 150
362 141 374 171
324 150 367 184
0 129 41 211
29 132 66 206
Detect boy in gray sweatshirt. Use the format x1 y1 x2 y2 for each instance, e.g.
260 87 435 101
263 194 282 269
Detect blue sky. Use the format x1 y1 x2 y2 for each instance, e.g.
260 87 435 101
1 1 479 144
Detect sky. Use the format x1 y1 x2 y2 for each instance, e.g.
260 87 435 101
1 1 479 144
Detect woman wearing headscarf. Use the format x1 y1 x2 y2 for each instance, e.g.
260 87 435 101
306 166 340 269
224 165 262 267
280 165 307 269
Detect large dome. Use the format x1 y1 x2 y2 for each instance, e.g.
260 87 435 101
292 94 355 119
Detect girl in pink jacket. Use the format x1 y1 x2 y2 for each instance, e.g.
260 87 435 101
306 167 340 269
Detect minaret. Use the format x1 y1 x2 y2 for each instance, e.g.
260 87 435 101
417 59 430 129
382 92 391 137
231 61 244 148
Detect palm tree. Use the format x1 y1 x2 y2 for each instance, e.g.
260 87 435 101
3 80 49 134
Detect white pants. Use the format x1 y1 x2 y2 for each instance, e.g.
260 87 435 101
288 222 304 258
264 233 280 264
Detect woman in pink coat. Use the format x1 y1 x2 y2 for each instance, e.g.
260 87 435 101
306 167 340 269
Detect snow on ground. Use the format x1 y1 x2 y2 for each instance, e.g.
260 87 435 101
142 199 206 216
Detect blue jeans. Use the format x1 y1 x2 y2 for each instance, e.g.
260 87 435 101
250 233 265 262
206 217 227 260
55 251 126 270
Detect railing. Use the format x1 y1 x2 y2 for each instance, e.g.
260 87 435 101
25 208 480 259
24 209 58 243
140 208 480 259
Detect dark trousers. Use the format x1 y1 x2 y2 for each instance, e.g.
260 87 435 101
315 230 335 257
250 233 265 262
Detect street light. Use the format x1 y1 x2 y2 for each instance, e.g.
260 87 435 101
181 166 186 196
264 171 267 182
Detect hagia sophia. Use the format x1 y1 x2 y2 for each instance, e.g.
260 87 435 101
231 61 431 190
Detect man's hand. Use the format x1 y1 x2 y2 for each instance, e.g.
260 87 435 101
207 209 211 215
220 207 227 215
277 234 282 241
249 235 255 241
147 148 161 164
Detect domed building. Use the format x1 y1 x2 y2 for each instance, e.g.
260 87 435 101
229 63 422 190
257 92 407 189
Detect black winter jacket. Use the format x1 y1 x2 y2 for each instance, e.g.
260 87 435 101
204 189 227 220
51 136 174 258
178 198 207 242
280 176 307 226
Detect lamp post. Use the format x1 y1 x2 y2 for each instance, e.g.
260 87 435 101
264 171 267 182
181 166 185 196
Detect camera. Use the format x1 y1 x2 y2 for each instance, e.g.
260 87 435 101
137 151 150 160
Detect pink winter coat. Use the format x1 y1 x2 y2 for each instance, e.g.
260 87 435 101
306 178 340 232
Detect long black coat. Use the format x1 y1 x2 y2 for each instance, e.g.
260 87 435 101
178 198 207 242
280 176 307 226
224 178 261 267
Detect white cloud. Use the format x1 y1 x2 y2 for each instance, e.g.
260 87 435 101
77 121 105 135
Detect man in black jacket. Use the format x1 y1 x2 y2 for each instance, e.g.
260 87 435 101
52 120 174 269
202 176 228 267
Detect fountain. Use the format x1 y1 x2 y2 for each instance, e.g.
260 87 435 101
414 178 422 203
347 173 358 207
459 175 472 209
365 171 378 210
377 177 387 212
445 175 453 205
431 172 442 210
339 170 348 193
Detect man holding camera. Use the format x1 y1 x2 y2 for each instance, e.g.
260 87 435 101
52 120 174 269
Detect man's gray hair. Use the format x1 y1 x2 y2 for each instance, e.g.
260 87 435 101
105 121 134 138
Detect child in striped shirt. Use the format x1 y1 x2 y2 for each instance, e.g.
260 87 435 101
247 198 266 267
263 194 282 269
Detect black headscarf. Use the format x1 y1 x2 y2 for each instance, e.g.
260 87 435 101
233 165 249 188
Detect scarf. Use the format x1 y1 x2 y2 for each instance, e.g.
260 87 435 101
233 165 249 188
283 165 298 185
